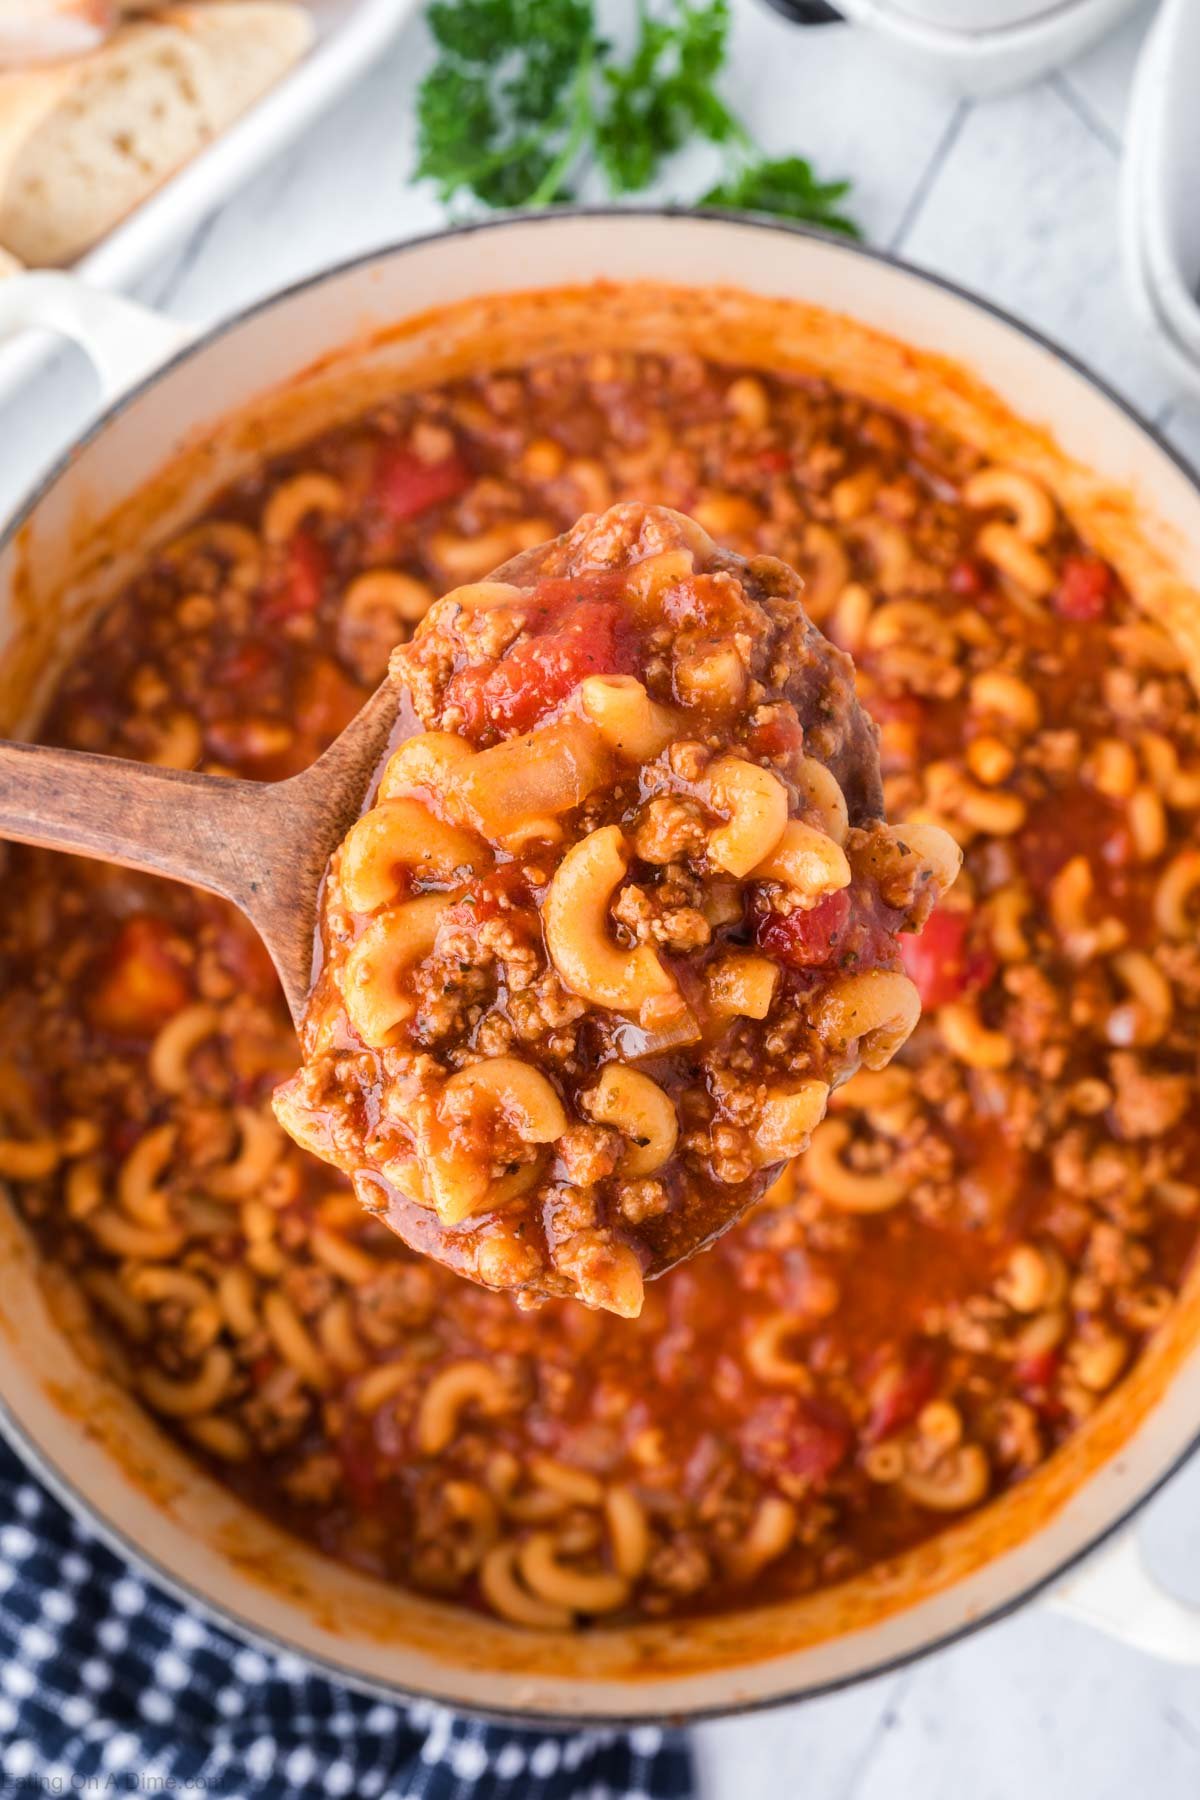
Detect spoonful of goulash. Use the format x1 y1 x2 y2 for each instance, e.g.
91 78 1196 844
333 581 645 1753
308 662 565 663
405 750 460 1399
272 503 961 1315
0 501 957 1313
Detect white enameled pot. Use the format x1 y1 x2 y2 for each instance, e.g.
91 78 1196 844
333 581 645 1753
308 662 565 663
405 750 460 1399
3 212 1200 1720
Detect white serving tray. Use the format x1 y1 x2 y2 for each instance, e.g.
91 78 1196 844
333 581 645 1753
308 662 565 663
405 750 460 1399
0 0 419 404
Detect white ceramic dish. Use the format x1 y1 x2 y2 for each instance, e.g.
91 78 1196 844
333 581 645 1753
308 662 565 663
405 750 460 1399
4 212 1200 1717
889 0 1084 28
834 0 1141 94
0 0 418 404
1118 0 1191 394
1120 0 1200 402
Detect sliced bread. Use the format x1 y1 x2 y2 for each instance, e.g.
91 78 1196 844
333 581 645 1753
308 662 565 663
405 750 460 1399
166 2 314 126
0 2 313 266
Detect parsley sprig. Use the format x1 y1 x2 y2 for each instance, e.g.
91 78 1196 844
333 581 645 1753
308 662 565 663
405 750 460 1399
414 0 862 233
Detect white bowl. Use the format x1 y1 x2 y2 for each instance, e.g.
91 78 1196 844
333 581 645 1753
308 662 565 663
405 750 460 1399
1119 0 1200 401
888 0 1077 28
1131 0 1200 389
835 0 1142 94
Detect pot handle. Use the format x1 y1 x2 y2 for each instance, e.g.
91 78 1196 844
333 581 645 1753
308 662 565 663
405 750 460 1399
0 272 194 402
1047 1529 1200 1663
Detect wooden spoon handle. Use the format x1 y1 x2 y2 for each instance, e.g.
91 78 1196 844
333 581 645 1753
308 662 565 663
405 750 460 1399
0 676 400 1026
0 738 278 895
0 739 333 1022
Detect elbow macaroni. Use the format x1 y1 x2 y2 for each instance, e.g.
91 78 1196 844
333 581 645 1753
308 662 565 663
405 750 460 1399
584 1065 677 1176
454 716 611 846
579 675 680 760
706 953 779 1020
962 466 1055 544
340 800 487 912
805 1117 908 1212
342 892 455 1049
754 1081 831 1163
752 820 851 898
543 826 680 1021
704 757 790 877
813 971 921 1070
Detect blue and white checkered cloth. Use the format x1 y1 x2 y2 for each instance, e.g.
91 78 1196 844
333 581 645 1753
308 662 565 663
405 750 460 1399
0 1440 693 1798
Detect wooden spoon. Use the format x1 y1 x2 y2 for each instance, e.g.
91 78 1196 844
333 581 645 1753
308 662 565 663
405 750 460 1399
0 541 569 1025
0 679 398 1027
0 524 886 1036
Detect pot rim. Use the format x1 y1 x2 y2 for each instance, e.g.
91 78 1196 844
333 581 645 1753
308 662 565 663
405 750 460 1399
5 205 1199 563
3 204 1199 1725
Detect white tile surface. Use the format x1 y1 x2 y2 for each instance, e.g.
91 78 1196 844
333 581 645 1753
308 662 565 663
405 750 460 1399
900 73 1178 419
1056 0 1157 144
2 5 1200 1795
718 3 961 247
1166 405 1200 469
696 1588 1200 1800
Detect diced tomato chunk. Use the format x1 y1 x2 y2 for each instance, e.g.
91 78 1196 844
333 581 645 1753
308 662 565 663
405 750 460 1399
441 864 533 933
86 915 191 1037
263 528 328 624
864 1348 939 1443
213 639 272 688
338 1420 382 1509
899 906 994 1011
107 1116 144 1160
1054 554 1113 622
949 557 986 598
1014 1348 1060 1393
1018 793 1131 891
741 1394 852 1489
746 708 805 761
754 888 853 969
446 598 639 738
372 444 471 521
757 448 791 474
753 884 898 975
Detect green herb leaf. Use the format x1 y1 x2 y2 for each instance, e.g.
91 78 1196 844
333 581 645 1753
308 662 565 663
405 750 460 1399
413 63 499 191
416 0 595 206
413 0 862 233
427 0 514 61
701 156 862 237
505 0 595 121
594 0 742 195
